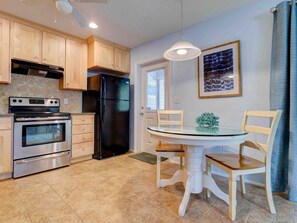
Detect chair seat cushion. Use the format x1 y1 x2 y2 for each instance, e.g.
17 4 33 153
205 154 265 170
156 143 184 153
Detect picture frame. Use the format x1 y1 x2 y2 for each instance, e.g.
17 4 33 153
198 40 241 98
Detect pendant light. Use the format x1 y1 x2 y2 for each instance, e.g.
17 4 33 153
164 0 201 61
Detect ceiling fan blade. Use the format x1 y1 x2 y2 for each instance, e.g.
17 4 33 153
73 0 107 3
72 7 88 27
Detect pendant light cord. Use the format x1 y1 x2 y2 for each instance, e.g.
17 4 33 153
180 0 184 40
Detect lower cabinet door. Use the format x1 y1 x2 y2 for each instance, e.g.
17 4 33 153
0 130 11 173
72 141 94 158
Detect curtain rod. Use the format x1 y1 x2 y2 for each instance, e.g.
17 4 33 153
270 1 296 13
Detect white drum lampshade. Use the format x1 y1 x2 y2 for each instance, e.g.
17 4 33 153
164 40 201 61
163 0 201 61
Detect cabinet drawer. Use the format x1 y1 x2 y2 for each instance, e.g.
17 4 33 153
72 115 93 125
72 133 94 144
0 118 12 130
72 142 93 158
72 124 93 134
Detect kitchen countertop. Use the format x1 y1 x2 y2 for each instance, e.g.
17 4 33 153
71 113 95 115
0 114 14 117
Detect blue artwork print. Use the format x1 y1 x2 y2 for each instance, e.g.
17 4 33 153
203 49 234 92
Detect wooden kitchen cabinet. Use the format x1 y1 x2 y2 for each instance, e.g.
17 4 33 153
0 18 10 83
87 36 130 74
91 41 114 70
71 114 94 162
61 39 87 90
0 117 12 175
42 31 65 67
10 22 42 63
114 48 130 73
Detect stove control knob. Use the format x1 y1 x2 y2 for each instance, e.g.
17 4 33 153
18 99 22 103
12 99 17 103
54 101 58 104
50 101 53 104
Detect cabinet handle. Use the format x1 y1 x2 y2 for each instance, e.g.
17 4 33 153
67 83 69 86
34 56 38 60
82 147 86 151
43 58 46 61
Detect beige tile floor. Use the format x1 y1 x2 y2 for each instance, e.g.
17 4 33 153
0 153 296 223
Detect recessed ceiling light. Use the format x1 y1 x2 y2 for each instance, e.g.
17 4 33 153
89 22 98 29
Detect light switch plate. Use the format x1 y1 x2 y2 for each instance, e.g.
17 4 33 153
64 98 69 105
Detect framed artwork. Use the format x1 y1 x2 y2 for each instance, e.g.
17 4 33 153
198 40 241 98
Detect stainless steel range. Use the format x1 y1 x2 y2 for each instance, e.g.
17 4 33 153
9 97 71 178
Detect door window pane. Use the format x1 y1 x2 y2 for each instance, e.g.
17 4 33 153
146 68 165 110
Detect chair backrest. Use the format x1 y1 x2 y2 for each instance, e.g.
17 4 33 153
157 110 184 127
240 110 282 164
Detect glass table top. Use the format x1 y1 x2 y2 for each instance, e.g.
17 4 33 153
148 125 248 137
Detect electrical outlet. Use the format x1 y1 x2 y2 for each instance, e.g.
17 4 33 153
64 98 69 105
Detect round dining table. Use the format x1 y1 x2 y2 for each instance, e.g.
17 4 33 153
147 125 248 216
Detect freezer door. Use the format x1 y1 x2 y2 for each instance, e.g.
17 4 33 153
82 90 99 113
100 75 130 101
96 99 129 159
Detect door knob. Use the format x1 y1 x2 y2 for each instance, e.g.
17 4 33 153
140 112 144 116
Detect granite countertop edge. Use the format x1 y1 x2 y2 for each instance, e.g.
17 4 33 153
71 112 96 115
0 114 14 117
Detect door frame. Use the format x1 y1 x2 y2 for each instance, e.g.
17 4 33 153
134 58 171 153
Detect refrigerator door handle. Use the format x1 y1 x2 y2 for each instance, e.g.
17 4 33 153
102 76 107 99
102 100 106 124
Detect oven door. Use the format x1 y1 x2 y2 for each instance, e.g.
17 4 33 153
14 119 71 160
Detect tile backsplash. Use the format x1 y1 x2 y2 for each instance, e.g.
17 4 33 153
0 74 82 114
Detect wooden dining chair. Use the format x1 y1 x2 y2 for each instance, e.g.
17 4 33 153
156 110 185 188
205 110 282 221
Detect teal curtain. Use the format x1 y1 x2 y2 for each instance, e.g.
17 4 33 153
270 1 297 201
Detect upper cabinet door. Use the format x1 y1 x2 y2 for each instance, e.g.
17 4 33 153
114 48 130 73
42 32 65 67
95 41 114 70
63 39 87 90
10 22 42 63
0 18 10 83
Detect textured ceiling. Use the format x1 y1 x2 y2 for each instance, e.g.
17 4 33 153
0 0 257 48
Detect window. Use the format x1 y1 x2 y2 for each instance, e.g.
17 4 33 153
146 68 165 110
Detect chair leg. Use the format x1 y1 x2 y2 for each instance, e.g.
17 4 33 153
265 169 276 214
180 156 183 169
240 175 246 195
206 161 211 198
229 174 237 221
157 154 161 188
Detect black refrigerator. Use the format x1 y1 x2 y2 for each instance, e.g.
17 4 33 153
82 74 130 160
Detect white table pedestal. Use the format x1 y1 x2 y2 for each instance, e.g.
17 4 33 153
160 145 229 217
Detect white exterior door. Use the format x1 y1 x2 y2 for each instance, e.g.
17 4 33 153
140 61 170 153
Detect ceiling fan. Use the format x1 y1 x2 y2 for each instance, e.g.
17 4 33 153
20 0 107 27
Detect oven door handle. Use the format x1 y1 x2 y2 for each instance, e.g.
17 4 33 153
15 151 70 164
15 116 70 122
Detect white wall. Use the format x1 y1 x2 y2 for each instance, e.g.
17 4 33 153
130 0 282 184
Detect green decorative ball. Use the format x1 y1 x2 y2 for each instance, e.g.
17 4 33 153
196 112 219 128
